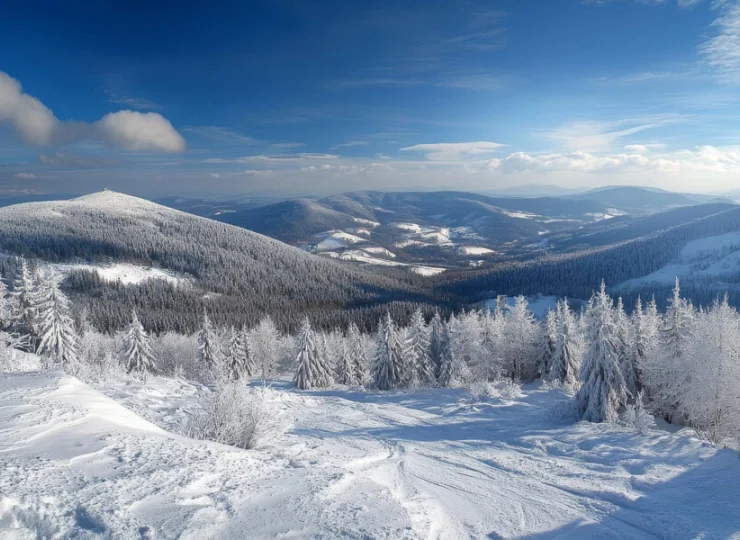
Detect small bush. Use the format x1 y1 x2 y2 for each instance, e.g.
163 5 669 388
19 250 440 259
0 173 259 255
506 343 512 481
184 381 287 449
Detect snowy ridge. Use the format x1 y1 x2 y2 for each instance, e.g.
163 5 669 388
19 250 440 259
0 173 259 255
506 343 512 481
2 371 739 538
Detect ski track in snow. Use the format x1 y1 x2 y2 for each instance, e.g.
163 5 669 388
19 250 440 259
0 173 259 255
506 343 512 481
1 372 739 539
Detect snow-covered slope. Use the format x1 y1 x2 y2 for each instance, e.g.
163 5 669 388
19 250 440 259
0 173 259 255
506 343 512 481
2 371 738 539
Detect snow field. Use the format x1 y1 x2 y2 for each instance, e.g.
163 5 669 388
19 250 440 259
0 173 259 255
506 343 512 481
2 371 739 539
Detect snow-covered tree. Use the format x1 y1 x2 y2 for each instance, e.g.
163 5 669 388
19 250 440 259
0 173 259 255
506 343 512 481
631 296 659 394
10 258 38 334
249 316 280 378
646 279 695 421
502 296 541 381
538 308 559 379
0 276 9 328
198 309 219 369
614 297 638 398
294 317 333 390
576 282 628 423
119 310 156 374
345 322 368 385
548 299 582 386
224 326 252 380
372 312 405 390
36 279 79 368
449 311 483 382
438 314 470 387
428 311 445 379
405 309 436 387
480 306 504 380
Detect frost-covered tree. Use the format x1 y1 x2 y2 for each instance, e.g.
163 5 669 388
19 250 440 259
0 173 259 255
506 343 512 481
249 316 280 378
548 299 582 386
224 326 252 380
480 306 504 380
345 322 368 385
502 296 541 381
0 276 9 328
120 310 156 374
646 279 695 421
631 296 659 394
198 309 219 369
538 308 559 379
405 309 436 386
10 258 38 334
614 297 638 398
576 282 627 423
428 311 445 379
36 279 79 368
438 314 470 387
294 317 333 390
449 311 483 382
372 312 404 390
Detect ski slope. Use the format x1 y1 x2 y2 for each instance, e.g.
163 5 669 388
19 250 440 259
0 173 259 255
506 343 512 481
1 371 739 539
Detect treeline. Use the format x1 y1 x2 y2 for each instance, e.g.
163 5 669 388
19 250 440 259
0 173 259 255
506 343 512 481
441 205 740 304
4 259 739 447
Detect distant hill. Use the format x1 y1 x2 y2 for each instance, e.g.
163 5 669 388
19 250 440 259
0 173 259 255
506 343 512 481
0 191 432 332
566 186 696 212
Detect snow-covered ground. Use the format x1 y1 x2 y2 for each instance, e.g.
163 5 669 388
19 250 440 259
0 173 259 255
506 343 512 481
483 295 559 319
618 231 740 291
2 371 738 539
43 262 186 286
410 266 447 277
458 246 495 256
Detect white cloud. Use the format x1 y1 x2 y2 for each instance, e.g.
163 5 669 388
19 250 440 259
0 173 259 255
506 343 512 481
95 111 186 152
700 0 740 82
542 116 681 151
184 126 256 144
401 141 506 161
0 72 185 152
13 172 38 179
0 72 57 145
624 143 667 153
209 172 221 179
203 153 338 164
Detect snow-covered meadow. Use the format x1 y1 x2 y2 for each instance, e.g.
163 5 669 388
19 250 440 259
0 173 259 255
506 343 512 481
2 371 739 539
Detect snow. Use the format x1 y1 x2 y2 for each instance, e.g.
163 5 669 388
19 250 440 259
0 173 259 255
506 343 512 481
390 222 423 233
410 266 446 276
362 246 396 258
44 262 185 286
2 371 739 539
503 210 540 219
325 250 406 267
314 231 368 251
484 294 559 319
352 217 380 228
458 246 495 256
618 231 740 291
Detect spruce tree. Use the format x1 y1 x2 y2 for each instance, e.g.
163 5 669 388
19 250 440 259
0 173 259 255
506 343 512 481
294 317 332 390
405 308 435 386
372 312 404 390
198 308 218 370
346 322 367 385
428 311 444 379
548 299 582 386
36 279 79 368
576 282 627 422
120 310 156 374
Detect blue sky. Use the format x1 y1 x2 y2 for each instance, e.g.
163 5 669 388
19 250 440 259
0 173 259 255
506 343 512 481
1 0 740 197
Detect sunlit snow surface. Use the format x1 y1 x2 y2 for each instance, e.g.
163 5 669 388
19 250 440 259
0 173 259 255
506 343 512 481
2 371 739 539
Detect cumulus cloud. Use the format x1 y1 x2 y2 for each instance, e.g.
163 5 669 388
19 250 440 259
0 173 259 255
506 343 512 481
624 143 667 153
13 172 38 179
0 72 185 152
95 111 185 152
400 141 506 161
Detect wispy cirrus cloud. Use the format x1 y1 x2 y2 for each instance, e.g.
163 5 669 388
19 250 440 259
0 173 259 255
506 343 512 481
700 0 740 83
184 126 257 144
202 153 338 164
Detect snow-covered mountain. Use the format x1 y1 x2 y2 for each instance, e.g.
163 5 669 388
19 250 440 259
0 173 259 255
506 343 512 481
0 191 429 331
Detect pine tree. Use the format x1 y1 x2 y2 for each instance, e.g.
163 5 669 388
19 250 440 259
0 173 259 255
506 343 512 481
198 308 218 370
294 317 333 390
614 297 638 398
36 279 79 368
10 258 38 334
120 310 156 374
538 308 559 379
503 296 540 381
346 322 368 385
548 299 582 386
631 296 658 394
647 278 695 421
0 276 8 328
428 311 445 379
372 312 404 390
224 326 249 380
405 309 436 386
576 282 628 423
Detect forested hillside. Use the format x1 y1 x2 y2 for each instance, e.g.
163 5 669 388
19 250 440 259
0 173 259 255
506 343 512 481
0 191 441 332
